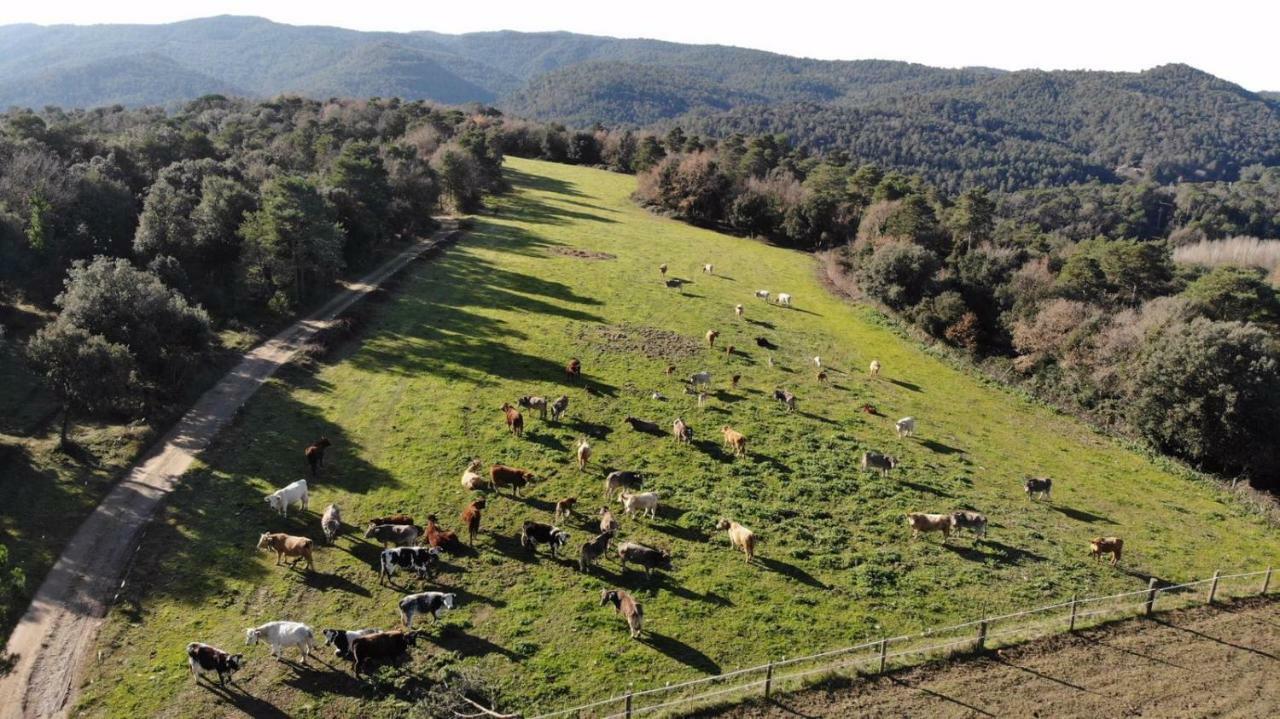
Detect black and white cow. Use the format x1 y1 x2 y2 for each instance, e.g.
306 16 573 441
398 591 457 629
520 521 571 557
186 642 245 686
321 628 380 660
1024 476 1053 501
378 546 442 584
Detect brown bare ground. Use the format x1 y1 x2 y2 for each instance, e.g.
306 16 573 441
689 598 1279 718
552 247 617 260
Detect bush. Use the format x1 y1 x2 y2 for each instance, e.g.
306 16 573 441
854 240 940 310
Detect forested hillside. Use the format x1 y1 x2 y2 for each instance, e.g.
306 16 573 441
2 17 1278 190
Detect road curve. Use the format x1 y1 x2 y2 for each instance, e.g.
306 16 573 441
0 227 457 718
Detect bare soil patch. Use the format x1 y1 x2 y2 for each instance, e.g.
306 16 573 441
553 247 616 260
689 597 1280 718
578 323 703 359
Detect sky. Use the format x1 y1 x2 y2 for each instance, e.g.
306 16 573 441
2 0 1276 90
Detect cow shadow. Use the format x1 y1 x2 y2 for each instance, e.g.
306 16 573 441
919 439 964 455
640 631 721 674
278 659 368 699
751 453 792 473
888 379 922 392
200 682 291 717
1049 505 1115 525
948 540 1046 566
568 419 615 440
756 556 827 589
797 411 838 425
446 585 509 609
525 431 567 452
650 520 709 543
745 319 775 329
898 479 952 497
433 625 521 660
302 570 373 597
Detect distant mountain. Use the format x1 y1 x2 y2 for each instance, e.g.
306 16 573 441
1 15 1276 189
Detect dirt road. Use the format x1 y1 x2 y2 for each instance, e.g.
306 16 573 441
0 229 456 719
693 598 1279 718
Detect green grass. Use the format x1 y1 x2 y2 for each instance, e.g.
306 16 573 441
75 158 1280 717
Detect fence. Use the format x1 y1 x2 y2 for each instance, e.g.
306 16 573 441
526 567 1275 719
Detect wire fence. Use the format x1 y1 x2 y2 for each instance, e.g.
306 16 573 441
526 566 1275 719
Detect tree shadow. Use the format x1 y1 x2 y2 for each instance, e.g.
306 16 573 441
918 439 964 455
1049 505 1115 525
640 631 721 674
302 570 373 597
756 556 827 589
888 379 922 392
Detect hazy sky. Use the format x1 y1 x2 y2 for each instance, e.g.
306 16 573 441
3 0 1276 90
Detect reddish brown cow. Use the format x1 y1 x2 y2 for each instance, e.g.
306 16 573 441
501 403 524 437
565 358 582 381
489 464 537 497
304 437 331 477
461 499 486 546
425 514 459 552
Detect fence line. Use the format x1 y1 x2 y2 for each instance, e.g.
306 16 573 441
526 567 1276 719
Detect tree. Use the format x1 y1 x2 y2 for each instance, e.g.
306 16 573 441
430 145 483 214
1131 318 1280 481
951 187 994 253
633 135 666 172
327 140 392 264
27 323 136 444
239 177 345 309
1180 266 1280 325
854 241 941 309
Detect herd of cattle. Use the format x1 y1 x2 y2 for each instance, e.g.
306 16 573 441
184 278 1127 690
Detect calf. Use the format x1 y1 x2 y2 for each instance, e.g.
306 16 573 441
755 290 770 301
321 503 342 544
658 263 668 277
777 293 792 306
721 426 747 456
461 459 489 491
500 403 524 437
368 513 414 527
604 470 644 499
599 506 620 535
399 591 456 628
265 479 309 518
773 389 796 412
735 304 744 318
321 628 378 660
869 359 881 378
378 546 442 584
703 263 714 275
716 519 757 562
860 451 898 476
1090 537 1123 566
906 513 953 543
520 521 571 557
579 529 614 572
673 417 692 444
896 417 916 438
620 491 660 520
186 642 244 686
304 437 330 477
565 358 582 382
950 510 988 540
490 464 537 497
245 621 315 662
256 532 315 572
350 630 418 677
706 330 719 348
617 541 672 578
555 497 578 523
1024 476 1053 501
425 515 459 552
624 416 661 434
365 523 422 547
550 395 570 421
517 395 548 419
461 498 486 546
576 437 592 471
601 589 644 639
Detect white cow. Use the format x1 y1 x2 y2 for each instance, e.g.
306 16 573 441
777 293 792 306
620 491 660 519
703 264 714 275
245 621 315 662
755 290 770 302
896 417 916 437
266 479 309 517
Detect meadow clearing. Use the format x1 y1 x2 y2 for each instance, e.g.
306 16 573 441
74 157 1280 717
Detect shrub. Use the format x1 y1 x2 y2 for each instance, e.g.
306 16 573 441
854 240 940 310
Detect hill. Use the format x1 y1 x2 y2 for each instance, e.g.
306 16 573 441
72 158 1280 716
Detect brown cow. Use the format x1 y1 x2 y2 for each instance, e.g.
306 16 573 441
367 514 414 527
304 437 330 477
721 426 747 456
461 499 486 546
256 532 314 571
350 631 417 677
490 464 536 497
501 403 524 437
565 358 582 382
425 514 459 552
706 330 719 348
1090 537 1123 566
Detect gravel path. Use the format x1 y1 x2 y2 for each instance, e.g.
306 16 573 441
0 228 456 719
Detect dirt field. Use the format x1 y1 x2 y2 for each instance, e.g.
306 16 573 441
694 598 1279 718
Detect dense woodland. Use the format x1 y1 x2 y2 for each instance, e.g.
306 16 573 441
0 96 504 438
494 121 1280 489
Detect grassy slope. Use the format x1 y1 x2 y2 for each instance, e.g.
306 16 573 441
76 158 1280 717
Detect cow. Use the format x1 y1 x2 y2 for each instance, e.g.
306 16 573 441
399 592 456 629
554 497 577 523
565 358 582 382
951 510 988 540
706 329 720 348
501 403 524 437
186 642 244 686
245 621 315 662
896 417 916 438
755 290 770 302
425 514 459 552
601 589 644 639
604 470 644 500
517 395 549 419
617 541 672 578
461 498 486 546
620 491 660 519
350 630 418 677
1024 476 1053 501
673 417 692 444
378 546 442 584
256 532 315 571
869 359 881 378
520 521 571 557
773 389 797 412
461 459 489 491
1090 537 1123 566
368 514 414 527
906 513 953 543
490 464 537 497
365 523 423 547
321 503 342 544
550 395 570 421
689 371 712 389
579 529 614 573
304 438 330 477
860 451 898 476
716 519 757 562
321 628 379 660
777 293 792 306
721 426 747 456
265 479 309 518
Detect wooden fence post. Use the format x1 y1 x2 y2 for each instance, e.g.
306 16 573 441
1207 570 1221 604
764 660 773 699
878 637 888 674
976 619 988 651
624 689 633 719
1144 577 1159 615
1262 567 1273 596
1068 594 1078 632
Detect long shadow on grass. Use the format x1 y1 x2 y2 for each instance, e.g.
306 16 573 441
640 631 721 674
1049 505 1115 525
918 439 964 455
888 378 922 392
756 556 827 589
433 625 522 660
505 168 590 200
897 479 952 497
200 682 291 717
944 540 1045 566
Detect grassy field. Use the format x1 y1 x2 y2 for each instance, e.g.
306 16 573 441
75 158 1280 717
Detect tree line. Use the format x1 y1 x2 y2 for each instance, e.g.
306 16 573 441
0 96 505 440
